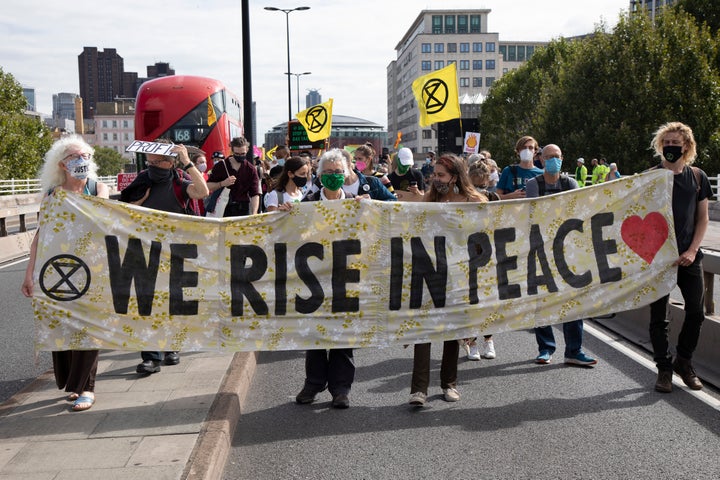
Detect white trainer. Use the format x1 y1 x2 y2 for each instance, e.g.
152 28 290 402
459 339 470 357
443 387 460 402
467 343 481 360
481 339 496 359
409 391 426 406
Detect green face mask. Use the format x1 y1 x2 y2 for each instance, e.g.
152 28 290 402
320 173 345 191
397 164 410 175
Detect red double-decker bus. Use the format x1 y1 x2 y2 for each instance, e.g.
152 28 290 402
133 75 242 170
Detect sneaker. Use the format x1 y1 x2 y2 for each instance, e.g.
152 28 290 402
442 387 460 402
481 339 496 359
295 386 320 405
459 339 471 357
136 360 161 374
409 391 426 406
565 352 598 367
655 369 673 393
535 351 552 364
467 343 481 361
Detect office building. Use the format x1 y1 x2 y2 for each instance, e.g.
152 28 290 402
387 9 547 155
78 47 132 119
629 0 676 21
93 99 136 160
306 89 321 109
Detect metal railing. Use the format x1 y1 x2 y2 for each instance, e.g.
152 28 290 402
0 176 118 195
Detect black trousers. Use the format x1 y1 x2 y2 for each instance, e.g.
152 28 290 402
302 349 355 396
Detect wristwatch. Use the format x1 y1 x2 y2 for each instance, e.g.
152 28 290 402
182 163 195 171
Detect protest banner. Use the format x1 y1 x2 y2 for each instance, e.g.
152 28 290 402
31 170 677 353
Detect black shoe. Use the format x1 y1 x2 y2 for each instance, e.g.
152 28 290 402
331 394 350 409
654 369 672 393
295 387 319 405
136 360 161 374
164 352 180 366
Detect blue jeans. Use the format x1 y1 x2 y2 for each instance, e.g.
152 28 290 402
534 320 585 357
649 259 705 370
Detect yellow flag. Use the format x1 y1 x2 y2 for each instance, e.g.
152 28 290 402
266 145 278 162
412 63 461 127
207 95 217 126
295 98 333 142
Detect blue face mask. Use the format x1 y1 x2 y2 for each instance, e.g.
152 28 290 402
544 157 562 174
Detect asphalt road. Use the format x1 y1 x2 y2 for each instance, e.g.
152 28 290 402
0 259 52 404
225 327 720 480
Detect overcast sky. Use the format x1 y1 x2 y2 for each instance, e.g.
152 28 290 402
2 0 629 141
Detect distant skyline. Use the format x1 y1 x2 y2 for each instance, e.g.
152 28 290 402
3 0 630 142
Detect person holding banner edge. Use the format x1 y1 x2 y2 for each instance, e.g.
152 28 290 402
22 135 109 411
409 153 488 407
648 122 711 393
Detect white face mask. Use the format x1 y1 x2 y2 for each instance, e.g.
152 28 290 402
66 156 91 180
519 148 534 162
197 163 207 173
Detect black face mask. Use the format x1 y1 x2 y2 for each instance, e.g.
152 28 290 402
662 145 683 163
233 154 247 162
147 165 173 183
292 176 308 188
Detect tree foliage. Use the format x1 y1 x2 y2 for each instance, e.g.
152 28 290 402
479 8 720 175
0 68 53 180
93 147 127 176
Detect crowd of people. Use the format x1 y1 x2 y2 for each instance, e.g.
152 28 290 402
21 120 711 411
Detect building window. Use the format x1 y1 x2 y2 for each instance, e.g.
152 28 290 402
445 15 455 34
103 133 108 140
473 60 483 70
432 15 442 34
517 45 526 61
421 60 432 71
486 59 496 70
473 77 483 87
113 133 118 141
473 42 483 53
102 120 108 128
527 45 535 58
499 45 507 62
123 120 129 128
459 60 470 70
470 15 481 33
124 132 130 141
434 60 445 70
448 43 457 53
459 77 469 87
486 42 496 52
508 45 516 62
486 77 495 87
460 42 470 53
434 43 444 53
112 120 117 128
422 43 431 53
422 129 433 139
458 15 468 33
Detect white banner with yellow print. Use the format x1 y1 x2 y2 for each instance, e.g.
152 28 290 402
32 170 677 352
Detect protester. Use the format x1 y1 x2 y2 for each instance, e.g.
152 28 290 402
605 162 621 181
354 143 394 194
120 138 209 374
495 136 543 199
22 135 110 412
339 149 396 201
264 156 311 212
292 149 357 408
206 137 261 216
388 147 425 197
525 144 598 367
648 122 712 393
409 153 487 407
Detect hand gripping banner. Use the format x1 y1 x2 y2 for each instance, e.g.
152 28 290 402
31 170 677 352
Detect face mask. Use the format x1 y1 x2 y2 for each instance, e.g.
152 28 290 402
663 145 683 163
292 175 308 188
544 157 562 174
519 148 534 162
277 158 286 166
147 165 173 183
433 180 451 195
397 164 410 175
320 173 345 191
234 154 246 162
66 157 90 180
355 161 367 172
489 171 499 182
196 163 207 173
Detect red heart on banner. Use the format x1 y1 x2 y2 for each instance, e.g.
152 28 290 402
620 212 669 264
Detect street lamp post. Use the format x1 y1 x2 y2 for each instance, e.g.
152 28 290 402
286 72 311 114
264 6 310 122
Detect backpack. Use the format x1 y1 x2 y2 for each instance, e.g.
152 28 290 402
536 174 573 197
172 168 196 215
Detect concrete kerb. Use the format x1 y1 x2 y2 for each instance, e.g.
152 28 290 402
184 351 257 480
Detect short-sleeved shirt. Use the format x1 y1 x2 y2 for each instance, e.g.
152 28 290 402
264 188 306 209
496 164 544 192
670 165 713 253
207 158 260 202
388 168 425 192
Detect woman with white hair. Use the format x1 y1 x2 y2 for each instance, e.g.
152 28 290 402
605 162 621 181
21 134 109 412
